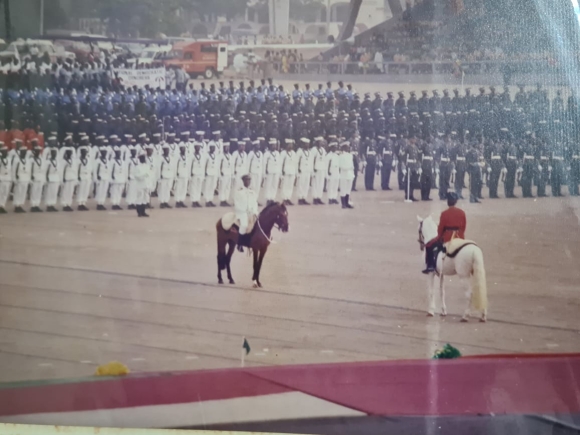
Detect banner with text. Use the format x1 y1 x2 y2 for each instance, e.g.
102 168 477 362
114 68 166 89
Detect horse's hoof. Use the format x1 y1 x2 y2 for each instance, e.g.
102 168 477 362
427 312 435 317
252 281 258 288
479 317 487 323
229 280 235 285
218 279 224 285
440 312 447 317
460 317 469 323
257 282 262 288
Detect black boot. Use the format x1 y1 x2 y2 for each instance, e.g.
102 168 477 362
141 204 149 217
341 196 347 208
345 195 354 209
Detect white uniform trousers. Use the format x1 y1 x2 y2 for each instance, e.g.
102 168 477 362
136 187 149 205
312 171 325 199
219 175 231 202
281 174 295 200
264 173 279 201
0 181 12 208
189 175 204 202
13 181 29 206
250 174 262 198
158 179 173 204
30 181 44 207
110 182 125 206
327 177 339 200
125 180 138 205
61 181 76 207
96 180 109 205
237 212 249 234
204 175 218 202
297 173 311 200
174 178 188 203
45 181 60 206
77 180 92 205
339 177 352 196
233 175 244 192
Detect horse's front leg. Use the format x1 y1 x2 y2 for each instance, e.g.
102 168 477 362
252 249 259 288
439 273 447 316
427 272 436 317
255 248 267 288
226 241 235 284
461 278 472 322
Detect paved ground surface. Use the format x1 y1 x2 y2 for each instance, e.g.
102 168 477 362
0 174 579 383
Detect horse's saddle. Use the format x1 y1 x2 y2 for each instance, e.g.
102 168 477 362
444 238 477 258
221 212 257 233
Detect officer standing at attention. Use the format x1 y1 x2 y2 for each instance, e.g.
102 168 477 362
364 138 377 191
339 142 355 208
135 151 151 217
466 141 483 203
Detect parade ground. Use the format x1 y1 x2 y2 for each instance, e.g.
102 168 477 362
0 182 579 384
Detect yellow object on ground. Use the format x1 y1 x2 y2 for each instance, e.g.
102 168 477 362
95 361 130 376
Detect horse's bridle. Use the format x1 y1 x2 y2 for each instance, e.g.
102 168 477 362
418 221 425 251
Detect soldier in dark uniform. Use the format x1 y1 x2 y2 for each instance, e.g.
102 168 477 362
403 136 420 201
514 85 527 110
503 132 519 198
451 135 467 199
419 137 434 200
437 135 452 200
520 134 536 198
451 89 462 113
551 140 565 196
441 89 452 114
371 92 383 113
418 91 430 117
408 91 419 115
466 141 483 203
464 88 474 111
383 92 395 115
364 138 377 190
487 139 504 198
379 135 394 190
395 92 406 117
395 135 406 190
536 139 550 197
429 90 442 114
569 141 580 196
552 90 564 121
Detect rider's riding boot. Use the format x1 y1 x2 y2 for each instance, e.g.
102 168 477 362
422 245 436 274
345 194 354 208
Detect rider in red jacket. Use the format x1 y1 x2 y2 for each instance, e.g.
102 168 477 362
423 192 466 273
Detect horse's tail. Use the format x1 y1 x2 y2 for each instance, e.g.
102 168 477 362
470 247 488 312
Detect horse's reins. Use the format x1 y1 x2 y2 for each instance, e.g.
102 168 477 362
257 217 275 243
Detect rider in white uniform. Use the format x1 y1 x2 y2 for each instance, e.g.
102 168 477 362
234 174 258 252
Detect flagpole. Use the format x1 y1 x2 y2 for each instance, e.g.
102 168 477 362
241 336 246 368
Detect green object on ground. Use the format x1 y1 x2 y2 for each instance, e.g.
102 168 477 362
433 344 462 359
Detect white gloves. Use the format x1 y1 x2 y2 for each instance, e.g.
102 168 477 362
402 169 407 175
538 165 542 171
487 167 492 172
417 168 423 175
452 169 457 174
548 166 553 171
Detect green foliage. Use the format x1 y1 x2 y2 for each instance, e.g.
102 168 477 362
432 344 462 359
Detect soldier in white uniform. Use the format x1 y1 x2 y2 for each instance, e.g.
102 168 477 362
339 142 355 209
0 144 12 213
174 143 191 208
30 145 47 212
232 140 248 192
264 138 281 205
45 148 61 212
281 139 298 205
189 141 207 207
210 131 223 154
135 152 151 217
219 141 233 206
95 147 112 210
234 174 259 252
158 144 175 208
312 137 327 205
296 138 313 205
248 139 264 201
76 146 93 211
13 146 32 213
60 149 78 211
110 146 128 210
204 142 220 207
326 142 340 204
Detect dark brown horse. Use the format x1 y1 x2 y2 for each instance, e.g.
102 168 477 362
216 202 289 287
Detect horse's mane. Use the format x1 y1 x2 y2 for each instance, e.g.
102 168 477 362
421 215 438 242
259 202 281 216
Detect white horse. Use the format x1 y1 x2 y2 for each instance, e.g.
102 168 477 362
417 215 488 322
